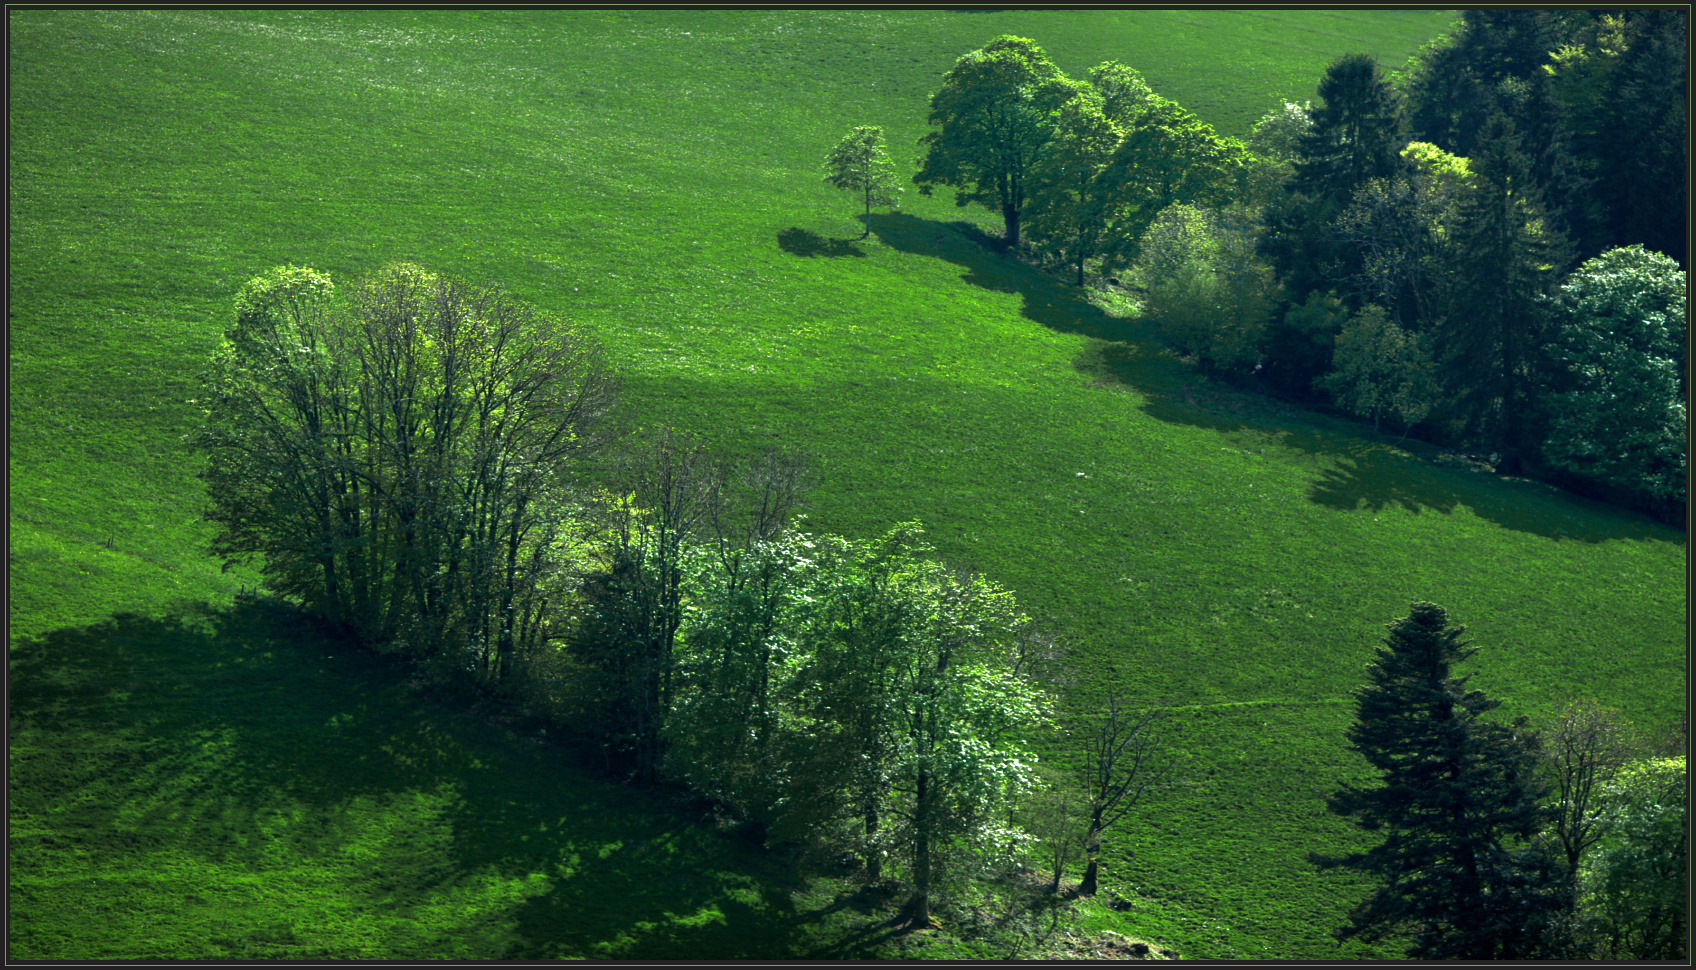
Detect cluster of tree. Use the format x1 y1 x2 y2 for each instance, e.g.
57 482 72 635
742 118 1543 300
826 20 1686 520
1313 602 1686 959
190 263 1185 928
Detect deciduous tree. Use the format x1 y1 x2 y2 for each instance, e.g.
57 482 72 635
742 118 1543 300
1317 304 1435 438
1024 86 1123 286
823 125 903 239
914 36 1077 248
1578 755 1687 959
190 263 618 684
1541 245 1687 507
1075 695 1184 896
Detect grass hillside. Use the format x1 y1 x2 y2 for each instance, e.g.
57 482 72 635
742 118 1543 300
10 9 1685 961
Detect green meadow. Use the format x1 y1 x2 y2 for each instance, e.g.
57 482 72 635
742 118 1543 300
9 8 1685 960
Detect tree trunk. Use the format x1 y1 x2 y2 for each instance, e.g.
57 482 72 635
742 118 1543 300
864 801 881 882
1002 202 1020 249
913 767 932 926
1079 824 1103 895
1077 253 1085 288
862 191 872 240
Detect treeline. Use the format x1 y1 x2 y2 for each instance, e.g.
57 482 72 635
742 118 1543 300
829 12 1686 522
188 262 1178 933
192 260 1682 956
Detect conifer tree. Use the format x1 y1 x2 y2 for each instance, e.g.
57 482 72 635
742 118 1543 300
1291 53 1409 208
1311 602 1574 959
1431 113 1571 472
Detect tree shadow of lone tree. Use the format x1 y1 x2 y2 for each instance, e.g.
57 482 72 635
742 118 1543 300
777 227 867 259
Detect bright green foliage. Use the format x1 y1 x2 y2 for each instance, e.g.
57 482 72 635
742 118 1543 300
190 263 617 685
1577 755 1687 960
787 523 1047 924
1400 141 1471 192
666 531 819 834
1086 60 1156 129
1134 203 1278 375
1311 602 1573 960
822 125 904 239
1541 245 1687 503
914 35 1078 248
1024 85 1124 286
1318 304 1434 437
1097 98 1252 273
1247 100 1313 164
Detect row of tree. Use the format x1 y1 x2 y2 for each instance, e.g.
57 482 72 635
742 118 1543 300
193 263 1680 953
1316 602 1685 960
825 15 1686 518
189 263 1180 927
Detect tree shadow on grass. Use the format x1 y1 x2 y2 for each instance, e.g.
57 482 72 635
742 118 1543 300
777 227 867 258
7 600 901 960
864 211 1669 544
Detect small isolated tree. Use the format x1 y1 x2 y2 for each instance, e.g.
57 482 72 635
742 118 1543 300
823 125 903 239
1075 694 1184 896
1318 304 1435 437
1310 602 1573 960
1541 244 1687 505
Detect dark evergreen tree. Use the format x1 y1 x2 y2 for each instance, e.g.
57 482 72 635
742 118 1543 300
1310 602 1574 959
1595 9 1688 267
1431 113 1571 473
1271 54 1408 315
1290 53 1409 207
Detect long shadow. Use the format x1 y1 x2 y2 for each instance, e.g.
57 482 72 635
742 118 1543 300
862 211 1673 544
777 226 866 258
8 602 902 960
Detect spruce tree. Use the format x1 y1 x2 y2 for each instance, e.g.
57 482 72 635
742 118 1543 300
1432 113 1571 472
1311 602 1573 959
1277 54 1407 308
1290 53 1408 207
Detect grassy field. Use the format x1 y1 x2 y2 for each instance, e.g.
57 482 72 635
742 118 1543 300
9 8 1686 960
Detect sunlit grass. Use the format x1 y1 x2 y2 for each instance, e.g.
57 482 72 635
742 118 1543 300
9 8 1684 961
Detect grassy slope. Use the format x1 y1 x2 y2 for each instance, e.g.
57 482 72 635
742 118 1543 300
9 8 1685 961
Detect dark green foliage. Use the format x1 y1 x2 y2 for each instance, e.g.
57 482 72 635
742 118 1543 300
1311 602 1573 959
1261 288 1349 399
1290 53 1409 207
566 428 720 782
1593 10 1688 268
1429 114 1570 471
1276 53 1407 319
1404 9 1686 268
